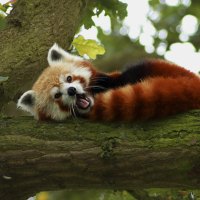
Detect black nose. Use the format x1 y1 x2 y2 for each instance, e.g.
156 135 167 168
68 87 76 96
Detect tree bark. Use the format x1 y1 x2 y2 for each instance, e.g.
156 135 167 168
1 110 200 200
0 0 88 108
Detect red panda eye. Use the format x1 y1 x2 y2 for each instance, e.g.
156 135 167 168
54 92 62 99
66 76 72 83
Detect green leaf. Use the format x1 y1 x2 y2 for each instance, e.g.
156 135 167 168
82 9 95 29
96 0 128 21
0 76 9 83
0 4 6 12
72 35 106 59
81 0 127 31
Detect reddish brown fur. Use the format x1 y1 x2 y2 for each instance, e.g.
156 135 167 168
38 109 51 121
146 59 197 79
73 75 86 85
89 76 200 121
107 71 121 79
31 57 200 122
80 59 200 121
77 60 97 76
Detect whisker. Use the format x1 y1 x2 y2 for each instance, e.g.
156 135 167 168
69 104 79 125
70 105 74 117
69 106 73 117
71 104 77 119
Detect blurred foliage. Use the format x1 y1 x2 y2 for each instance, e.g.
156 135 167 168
146 188 200 200
36 192 48 200
82 0 127 30
94 28 153 72
0 0 16 29
1 0 199 57
0 5 7 29
148 0 200 50
73 0 127 58
80 0 200 59
36 190 136 200
35 189 200 200
72 35 105 59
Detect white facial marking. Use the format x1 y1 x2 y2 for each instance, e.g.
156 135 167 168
72 67 92 85
60 81 84 94
50 87 60 99
35 88 70 121
46 101 70 121
59 74 65 83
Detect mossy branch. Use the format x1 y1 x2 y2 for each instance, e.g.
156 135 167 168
1 110 200 200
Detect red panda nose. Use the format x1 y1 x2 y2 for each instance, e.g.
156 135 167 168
68 87 76 96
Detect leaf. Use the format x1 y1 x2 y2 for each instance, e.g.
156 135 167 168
81 0 127 31
72 35 106 59
0 4 6 12
82 9 95 29
0 76 9 83
96 0 128 20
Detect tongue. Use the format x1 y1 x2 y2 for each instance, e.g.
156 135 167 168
77 98 90 109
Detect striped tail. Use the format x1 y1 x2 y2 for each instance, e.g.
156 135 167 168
89 76 200 121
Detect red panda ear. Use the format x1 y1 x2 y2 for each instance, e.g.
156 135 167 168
17 90 36 115
47 43 83 67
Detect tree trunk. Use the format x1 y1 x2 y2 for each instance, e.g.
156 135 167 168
0 0 88 108
1 110 200 200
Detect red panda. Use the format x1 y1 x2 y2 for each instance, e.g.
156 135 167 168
17 44 200 121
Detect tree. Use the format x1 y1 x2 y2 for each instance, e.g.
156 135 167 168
1 1 200 200
1 110 200 200
0 0 89 108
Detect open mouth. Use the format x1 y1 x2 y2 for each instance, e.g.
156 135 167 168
76 94 91 110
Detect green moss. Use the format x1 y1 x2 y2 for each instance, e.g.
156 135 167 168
100 138 119 159
1 111 200 194
1 110 200 152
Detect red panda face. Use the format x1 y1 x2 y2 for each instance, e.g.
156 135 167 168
17 44 95 121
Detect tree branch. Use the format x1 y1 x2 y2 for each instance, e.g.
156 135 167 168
1 110 200 200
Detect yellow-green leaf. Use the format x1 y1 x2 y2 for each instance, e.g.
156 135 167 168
72 35 105 59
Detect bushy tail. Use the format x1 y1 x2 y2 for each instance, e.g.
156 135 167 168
89 76 200 121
